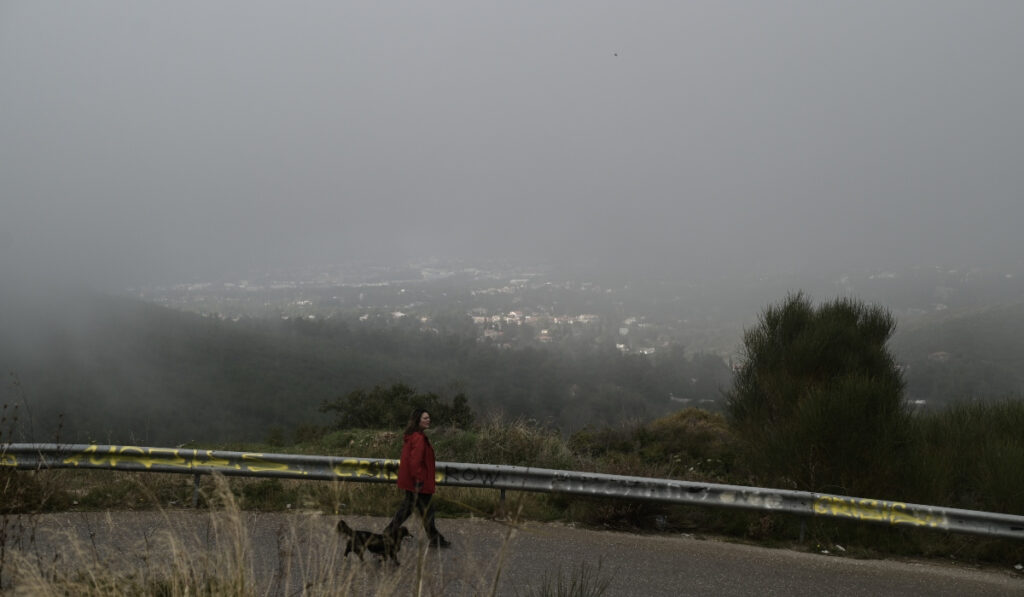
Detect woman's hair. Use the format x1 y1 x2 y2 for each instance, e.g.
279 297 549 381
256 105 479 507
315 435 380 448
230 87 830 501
403 408 430 435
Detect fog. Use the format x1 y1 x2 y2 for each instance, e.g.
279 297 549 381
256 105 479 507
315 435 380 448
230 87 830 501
2 2 1023 288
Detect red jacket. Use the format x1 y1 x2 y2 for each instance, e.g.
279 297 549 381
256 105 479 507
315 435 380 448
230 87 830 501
397 431 436 494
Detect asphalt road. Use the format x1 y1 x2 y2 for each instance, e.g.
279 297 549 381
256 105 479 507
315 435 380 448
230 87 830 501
5 511 1022 596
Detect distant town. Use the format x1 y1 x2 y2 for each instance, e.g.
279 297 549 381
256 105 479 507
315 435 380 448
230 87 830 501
128 259 1024 363
128 260 751 359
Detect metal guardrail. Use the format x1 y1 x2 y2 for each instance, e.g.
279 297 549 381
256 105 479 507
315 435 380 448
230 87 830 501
3 443 1023 540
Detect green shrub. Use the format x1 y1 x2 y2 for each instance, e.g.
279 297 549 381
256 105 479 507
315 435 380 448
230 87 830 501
726 293 911 496
568 410 737 481
460 417 576 469
905 399 1024 514
567 421 646 458
319 383 475 430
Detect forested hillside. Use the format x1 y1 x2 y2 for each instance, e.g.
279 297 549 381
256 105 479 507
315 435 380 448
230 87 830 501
0 290 731 444
891 302 1024 407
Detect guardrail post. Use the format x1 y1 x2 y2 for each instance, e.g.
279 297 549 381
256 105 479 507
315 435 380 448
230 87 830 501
495 488 507 519
192 474 200 508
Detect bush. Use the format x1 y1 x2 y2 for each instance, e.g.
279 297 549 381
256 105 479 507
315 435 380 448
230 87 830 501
726 293 911 496
642 409 737 477
319 383 475 430
569 409 737 481
457 417 576 469
905 399 1024 514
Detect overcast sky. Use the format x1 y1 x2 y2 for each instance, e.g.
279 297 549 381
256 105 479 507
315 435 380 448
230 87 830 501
2 2 1023 286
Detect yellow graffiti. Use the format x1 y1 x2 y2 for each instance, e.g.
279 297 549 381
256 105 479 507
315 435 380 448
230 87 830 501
189 450 238 470
118 446 190 469
6 446 453 485
58 445 305 475
813 496 947 528
62 445 187 469
38 445 456 482
889 502 947 527
331 458 398 481
241 453 301 474
61 445 99 467
328 458 445 484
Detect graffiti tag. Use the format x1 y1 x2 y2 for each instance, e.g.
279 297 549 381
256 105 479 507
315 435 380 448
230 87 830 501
59 445 308 475
813 495 948 528
330 458 399 482
444 466 501 486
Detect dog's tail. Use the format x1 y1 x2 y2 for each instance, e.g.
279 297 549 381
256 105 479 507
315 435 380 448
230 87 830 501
336 519 354 537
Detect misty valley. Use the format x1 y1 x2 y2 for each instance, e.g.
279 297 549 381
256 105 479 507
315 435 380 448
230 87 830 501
5 4 1024 589
3 260 1024 445
4 260 1024 575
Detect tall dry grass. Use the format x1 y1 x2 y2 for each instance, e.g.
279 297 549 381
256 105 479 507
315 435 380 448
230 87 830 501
2 475 612 597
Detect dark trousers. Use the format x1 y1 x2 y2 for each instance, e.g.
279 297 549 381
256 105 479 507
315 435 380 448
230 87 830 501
385 490 442 538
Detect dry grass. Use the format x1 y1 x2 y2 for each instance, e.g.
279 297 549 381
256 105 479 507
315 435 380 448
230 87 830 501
2 476 612 597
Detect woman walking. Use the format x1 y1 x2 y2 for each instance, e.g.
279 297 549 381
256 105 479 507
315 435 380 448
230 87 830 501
384 408 451 547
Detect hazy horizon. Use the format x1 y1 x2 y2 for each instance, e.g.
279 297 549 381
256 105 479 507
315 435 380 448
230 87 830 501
3 2 1023 289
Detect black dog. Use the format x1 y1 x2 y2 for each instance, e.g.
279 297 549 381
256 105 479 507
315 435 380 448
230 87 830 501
336 519 410 564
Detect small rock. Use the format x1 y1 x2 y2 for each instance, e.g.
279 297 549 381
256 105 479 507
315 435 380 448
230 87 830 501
1014 563 1022 571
